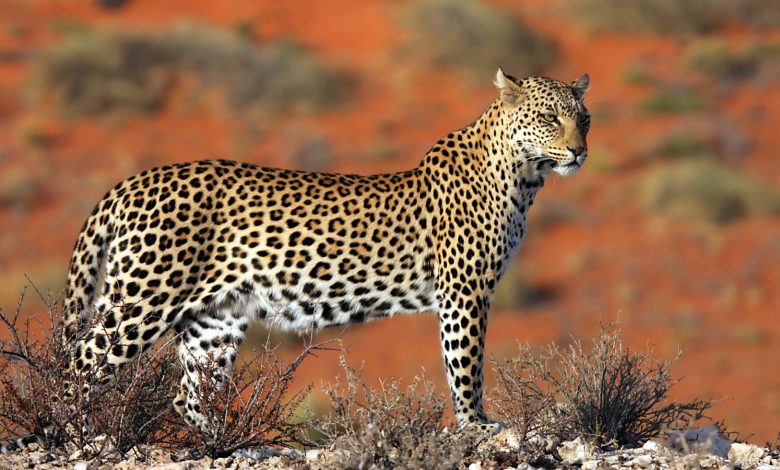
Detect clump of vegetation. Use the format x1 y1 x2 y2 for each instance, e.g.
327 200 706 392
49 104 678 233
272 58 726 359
492 328 711 447
0 285 179 462
176 340 329 458
33 25 346 118
622 63 653 85
0 282 325 463
655 133 714 159
685 38 780 82
576 0 780 35
638 86 708 114
639 159 780 225
406 0 554 78
316 351 481 470
0 169 47 214
492 266 557 311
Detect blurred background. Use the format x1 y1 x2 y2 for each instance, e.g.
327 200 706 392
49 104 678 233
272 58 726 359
0 0 778 443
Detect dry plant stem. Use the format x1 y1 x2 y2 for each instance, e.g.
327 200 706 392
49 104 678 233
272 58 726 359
179 338 336 458
1 280 335 462
491 328 711 448
0 281 179 461
317 347 482 470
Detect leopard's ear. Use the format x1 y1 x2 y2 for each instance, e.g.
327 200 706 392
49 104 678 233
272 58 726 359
571 74 590 101
494 67 525 106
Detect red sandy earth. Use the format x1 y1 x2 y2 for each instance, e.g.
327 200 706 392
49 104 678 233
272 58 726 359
0 0 778 443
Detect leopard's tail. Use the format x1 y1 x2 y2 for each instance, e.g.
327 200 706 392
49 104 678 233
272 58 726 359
0 432 45 453
0 201 115 453
62 197 115 345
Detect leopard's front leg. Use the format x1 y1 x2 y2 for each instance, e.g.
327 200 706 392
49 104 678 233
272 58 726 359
436 282 499 430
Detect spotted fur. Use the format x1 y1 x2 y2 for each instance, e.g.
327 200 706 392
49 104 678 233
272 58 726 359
61 69 590 430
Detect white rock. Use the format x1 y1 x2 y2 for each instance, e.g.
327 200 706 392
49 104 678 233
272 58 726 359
757 465 780 470
729 442 766 468
469 463 482 470
73 463 88 470
643 440 660 451
667 425 732 457
558 437 596 464
581 459 601 470
627 454 653 468
486 428 524 452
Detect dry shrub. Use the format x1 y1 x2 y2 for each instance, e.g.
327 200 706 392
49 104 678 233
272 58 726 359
406 0 553 78
491 328 711 448
174 339 332 459
639 159 780 225
576 0 780 35
33 25 346 118
0 284 179 462
316 350 480 470
0 282 327 463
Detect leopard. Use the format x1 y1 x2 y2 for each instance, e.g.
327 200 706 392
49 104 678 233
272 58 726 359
58 68 590 433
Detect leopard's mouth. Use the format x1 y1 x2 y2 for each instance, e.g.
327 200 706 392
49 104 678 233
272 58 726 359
553 160 582 176
552 150 587 176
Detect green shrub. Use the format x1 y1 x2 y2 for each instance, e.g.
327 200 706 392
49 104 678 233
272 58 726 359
686 38 780 82
622 63 653 85
639 159 780 224
0 170 47 214
638 87 708 114
492 266 557 311
407 0 554 78
655 133 713 158
576 0 780 34
32 25 346 118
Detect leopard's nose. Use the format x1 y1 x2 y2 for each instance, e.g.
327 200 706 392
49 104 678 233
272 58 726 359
568 146 585 158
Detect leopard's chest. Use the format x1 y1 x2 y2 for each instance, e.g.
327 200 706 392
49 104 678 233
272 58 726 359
490 180 542 280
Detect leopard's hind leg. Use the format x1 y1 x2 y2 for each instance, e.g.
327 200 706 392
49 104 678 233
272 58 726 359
172 296 249 431
64 291 190 400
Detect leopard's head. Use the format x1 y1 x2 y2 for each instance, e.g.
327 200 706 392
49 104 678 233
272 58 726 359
494 68 590 176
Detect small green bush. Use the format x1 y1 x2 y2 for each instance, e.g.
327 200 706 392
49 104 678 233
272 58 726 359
407 0 554 78
622 63 653 85
639 159 780 224
576 0 780 35
33 25 346 118
638 87 708 114
686 38 780 82
655 134 713 158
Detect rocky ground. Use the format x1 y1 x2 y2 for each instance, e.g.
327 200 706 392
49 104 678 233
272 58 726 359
2 426 778 469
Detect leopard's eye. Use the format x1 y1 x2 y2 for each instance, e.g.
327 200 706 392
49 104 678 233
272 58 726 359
541 112 558 124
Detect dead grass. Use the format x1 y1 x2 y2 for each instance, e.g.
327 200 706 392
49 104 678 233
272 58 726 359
639 159 780 225
174 339 333 459
0 281 327 463
32 25 347 118
406 0 554 78
491 328 711 447
0 284 179 462
576 0 780 35
316 349 481 470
